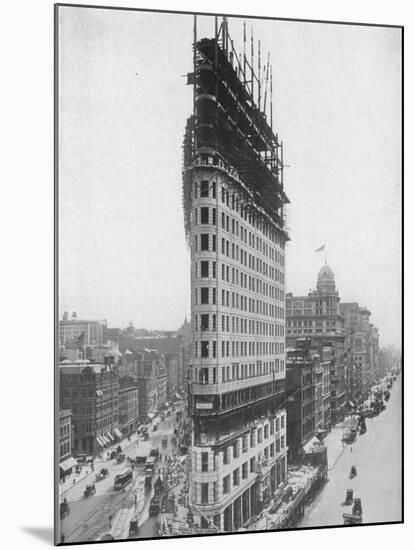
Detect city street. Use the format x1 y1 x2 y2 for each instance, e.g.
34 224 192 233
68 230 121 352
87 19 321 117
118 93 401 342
299 374 402 528
59 401 187 543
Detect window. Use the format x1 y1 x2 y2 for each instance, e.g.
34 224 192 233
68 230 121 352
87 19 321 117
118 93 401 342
200 180 209 197
223 475 230 494
201 341 209 358
201 234 209 251
200 314 209 331
233 468 240 486
257 428 263 444
264 425 269 439
201 207 209 224
250 457 255 473
200 261 209 277
223 447 229 465
242 462 248 479
201 482 209 503
201 288 209 304
201 452 209 472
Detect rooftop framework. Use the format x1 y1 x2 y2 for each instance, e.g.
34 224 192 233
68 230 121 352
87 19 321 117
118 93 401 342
183 16 289 239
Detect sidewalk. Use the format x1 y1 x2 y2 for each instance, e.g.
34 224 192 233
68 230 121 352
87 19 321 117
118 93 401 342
59 431 142 497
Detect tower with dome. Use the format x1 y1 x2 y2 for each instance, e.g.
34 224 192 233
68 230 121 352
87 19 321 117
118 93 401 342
286 264 347 425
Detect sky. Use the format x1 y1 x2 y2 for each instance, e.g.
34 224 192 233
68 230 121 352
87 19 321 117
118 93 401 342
58 6 402 347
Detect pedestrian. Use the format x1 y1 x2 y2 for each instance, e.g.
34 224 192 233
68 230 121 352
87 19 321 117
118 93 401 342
350 446 353 453
109 514 113 529
134 494 137 508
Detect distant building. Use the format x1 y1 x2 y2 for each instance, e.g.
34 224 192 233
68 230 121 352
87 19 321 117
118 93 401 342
341 303 379 401
59 360 120 457
59 311 106 347
118 385 139 435
286 264 346 424
286 340 328 461
134 349 165 419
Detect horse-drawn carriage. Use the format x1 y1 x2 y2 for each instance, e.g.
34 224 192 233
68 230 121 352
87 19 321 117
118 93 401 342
60 499 70 519
84 483 96 498
95 467 109 481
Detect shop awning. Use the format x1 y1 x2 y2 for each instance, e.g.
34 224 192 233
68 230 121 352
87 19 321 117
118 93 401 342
60 457 78 471
348 401 356 408
101 435 110 445
113 428 123 438
96 436 105 447
303 436 323 454
106 432 115 442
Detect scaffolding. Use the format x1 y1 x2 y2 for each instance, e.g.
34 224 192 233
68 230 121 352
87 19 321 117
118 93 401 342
182 16 289 244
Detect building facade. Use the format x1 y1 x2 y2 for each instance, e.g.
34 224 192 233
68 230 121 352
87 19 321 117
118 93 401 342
59 312 106 347
59 409 73 462
286 339 328 461
59 360 119 456
183 24 289 531
341 303 379 402
118 385 139 435
134 349 164 419
286 265 346 424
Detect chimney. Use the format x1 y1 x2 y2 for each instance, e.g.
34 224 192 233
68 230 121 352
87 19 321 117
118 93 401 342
63 311 68 321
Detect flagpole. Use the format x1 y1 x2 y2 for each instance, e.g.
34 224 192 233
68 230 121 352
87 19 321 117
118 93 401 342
325 242 327 265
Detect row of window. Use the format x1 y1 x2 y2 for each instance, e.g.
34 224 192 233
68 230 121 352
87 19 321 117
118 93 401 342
197 441 286 503
194 313 284 337
191 360 285 384
192 179 285 249
194 339 285 359
219 211 285 266
59 423 70 437
220 262 284 301
194 286 284 320
193 233 284 285
194 260 285 303
60 441 71 457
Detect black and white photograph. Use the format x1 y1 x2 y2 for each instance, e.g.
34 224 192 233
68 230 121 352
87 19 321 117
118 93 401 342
54 3 402 545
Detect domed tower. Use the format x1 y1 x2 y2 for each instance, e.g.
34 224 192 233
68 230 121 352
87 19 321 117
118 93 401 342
316 264 336 294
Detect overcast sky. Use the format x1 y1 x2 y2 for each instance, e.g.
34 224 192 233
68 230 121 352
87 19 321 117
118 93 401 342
58 6 401 347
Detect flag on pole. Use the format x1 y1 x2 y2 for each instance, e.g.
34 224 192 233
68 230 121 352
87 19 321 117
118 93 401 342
315 244 325 252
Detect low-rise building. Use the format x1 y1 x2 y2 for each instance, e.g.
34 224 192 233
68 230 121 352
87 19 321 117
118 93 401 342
59 359 119 457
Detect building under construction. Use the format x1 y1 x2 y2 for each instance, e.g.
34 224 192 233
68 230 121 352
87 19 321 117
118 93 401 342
183 17 290 532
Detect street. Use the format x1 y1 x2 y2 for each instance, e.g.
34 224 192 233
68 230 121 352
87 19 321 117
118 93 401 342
299 374 402 527
59 402 187 543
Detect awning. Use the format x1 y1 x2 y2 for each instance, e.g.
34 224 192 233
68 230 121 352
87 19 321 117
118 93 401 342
113 428 123 438
96 436 105 447
303 435 323 454
106 432 115 442
348 401 356 408
60 457 78 471
147 413 155 420
101 435 110 445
